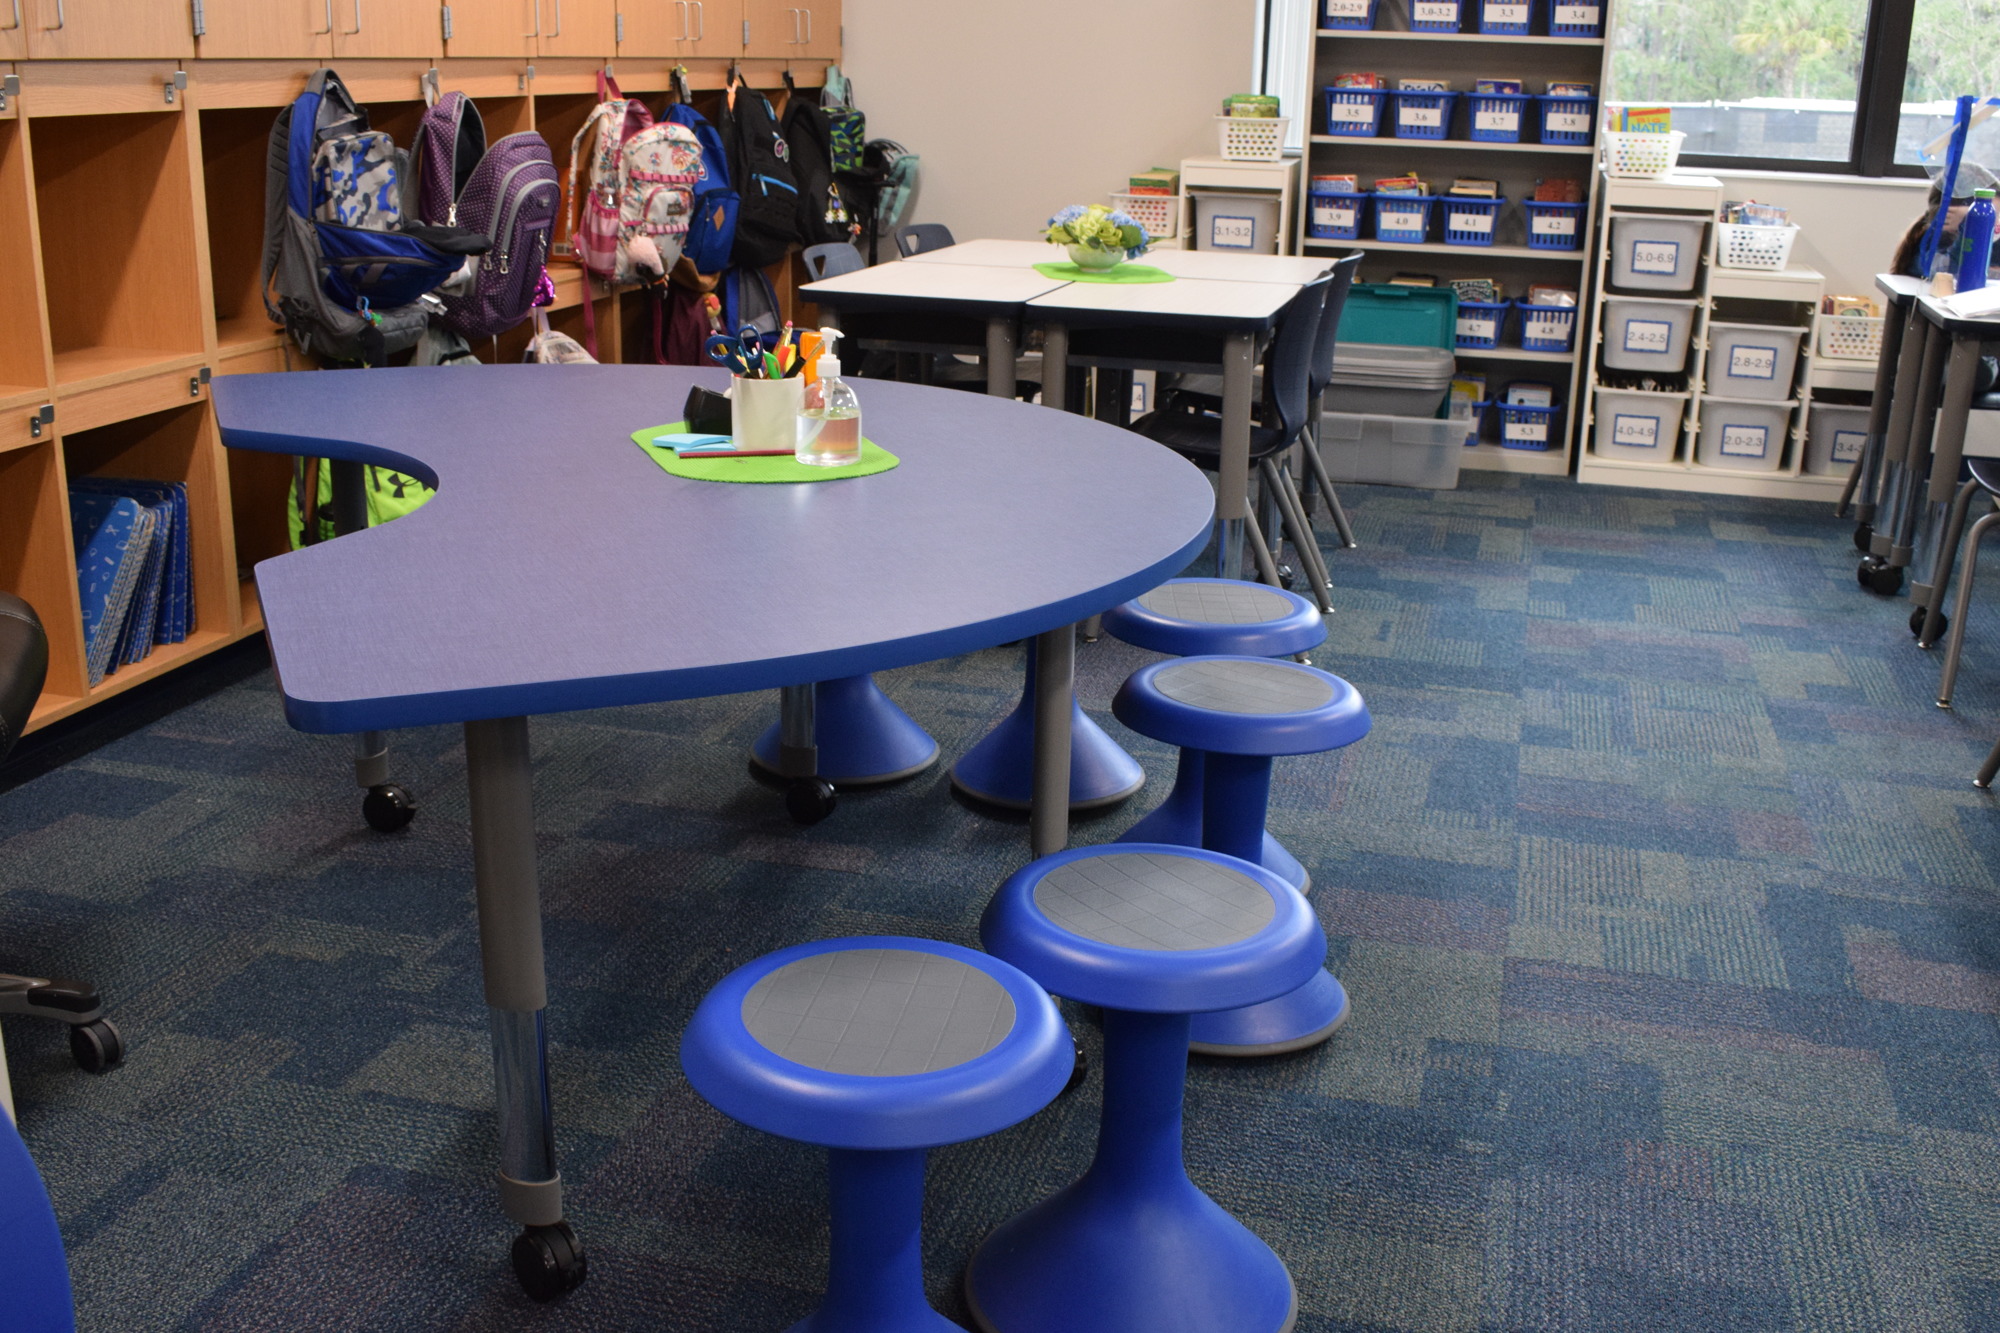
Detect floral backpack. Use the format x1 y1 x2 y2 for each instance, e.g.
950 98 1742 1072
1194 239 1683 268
565 70 699 287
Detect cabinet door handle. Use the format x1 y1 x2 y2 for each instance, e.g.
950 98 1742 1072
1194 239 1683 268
802 6 811 44
43 0 62 30
693 0 703 40
2 0 19 32
550 0 560 36
526 0 539 36
674 0 685 40
342 0 361 33
786 7 796 42
313 0 331 33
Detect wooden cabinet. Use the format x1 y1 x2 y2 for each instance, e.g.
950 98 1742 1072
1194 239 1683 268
1 0 29 61
443 0 532 59
26 0 194 60
616 0 685 57
330 0 443 59
537 0 614 57
796 0 836 58
196 0 334 61
742 0 792 56
682 0 736 57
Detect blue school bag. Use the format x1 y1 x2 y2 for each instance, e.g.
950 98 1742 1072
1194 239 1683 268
663 70 738 274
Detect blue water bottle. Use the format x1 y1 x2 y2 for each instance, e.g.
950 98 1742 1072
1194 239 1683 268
1957 187 1996 292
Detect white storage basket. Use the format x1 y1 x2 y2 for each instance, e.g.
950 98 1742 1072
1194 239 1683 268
1602 129 1685 179
1818 314 1885 362
1715 222 1800 272
1216 115 1289 162
1109 192 1179 240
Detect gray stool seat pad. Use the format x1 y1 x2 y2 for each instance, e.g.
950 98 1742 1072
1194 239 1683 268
1137 581 1297 626
1034 851 1276 951
1155 658 1335 715
742 948 1016 1076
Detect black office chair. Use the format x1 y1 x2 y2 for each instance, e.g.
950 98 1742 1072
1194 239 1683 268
801 242 864 281
1133 275 1335 607
894 223 956 258
0 592 124 1081
1297 253 1365 554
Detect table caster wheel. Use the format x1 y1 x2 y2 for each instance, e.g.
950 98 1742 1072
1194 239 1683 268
1858 558 1903 596
69 1018 124 1074
785 777 837 825
362 783 416 833
1853 523 1873 552
512 1221 587 1302
1062 1034 1089 1096
1911 606 1948 640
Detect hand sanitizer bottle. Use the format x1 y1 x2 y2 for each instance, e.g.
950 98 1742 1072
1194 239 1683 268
797 328 862 467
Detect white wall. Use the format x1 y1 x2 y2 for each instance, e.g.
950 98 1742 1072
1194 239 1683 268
1705 170 1930 300
840 0 1257 244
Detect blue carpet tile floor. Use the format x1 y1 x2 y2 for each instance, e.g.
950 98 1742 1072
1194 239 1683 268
7 472 2000 1332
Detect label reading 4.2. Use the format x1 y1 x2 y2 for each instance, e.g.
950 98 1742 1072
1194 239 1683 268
1532 213 1577 236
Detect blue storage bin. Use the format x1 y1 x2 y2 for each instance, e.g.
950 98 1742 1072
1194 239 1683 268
1547 0 1603 34
1467 93 1530 143
1523 199 1585 250
1500 402 1560 451
1392 90 1458 140
1324 87 1388 138
1515 301 1577 352
1371 194 1434 243
1306 188 1366 241
1441 195 1504 247
1321 0 1380 28
1410 0 1464 30
1478 0 1534 34
1538 94 1597 145
1455 301 1509 350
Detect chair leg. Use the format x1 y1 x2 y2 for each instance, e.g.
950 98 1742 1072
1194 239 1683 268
1301 425 1357 550
1275 460 1334 605
1921 479 1983 647
1261 458 1333 614
1242 509 1285 589
1977 733 2000 788
1937 509 2000 708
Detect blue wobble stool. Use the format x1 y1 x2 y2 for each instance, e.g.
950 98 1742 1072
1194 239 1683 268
970 844 1326 1333
0 1108 76 1333
950 639 1145 810
1102 579 1325 891
1114 656 1370 1057
681 937 1074 1333
752 675 941 785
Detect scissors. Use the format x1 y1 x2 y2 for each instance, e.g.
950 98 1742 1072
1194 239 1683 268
705 325 765 375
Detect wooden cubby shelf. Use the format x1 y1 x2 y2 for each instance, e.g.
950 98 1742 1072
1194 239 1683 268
4 33 839 735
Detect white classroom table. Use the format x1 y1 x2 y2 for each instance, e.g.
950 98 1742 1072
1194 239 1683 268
801 263 1072 397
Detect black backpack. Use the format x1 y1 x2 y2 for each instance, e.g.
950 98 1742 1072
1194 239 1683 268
719 83 801 269
780 84 859 248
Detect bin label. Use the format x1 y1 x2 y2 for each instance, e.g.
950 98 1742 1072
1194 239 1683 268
1624 319 1674 354
1312 201 1357 230
1720 423 1770 458
1328 98 1375 123
1524 315 1568 345
1458 315 1497 342
1508 417 1549 443
1612 413 1661 448
1210 214 1258 250
1631 239 1681 275
1474 107 1520 133
1414 1 1459 20
1832 429 1866 463
1546 110 1591 134
1485 1 1529 22
1325 0 1372 17
1402 105 1444 128
1727 343 1779 380
1379 207 1424 234
1449 209 1494 233
1553 2 1600 23
1532 212 1577 236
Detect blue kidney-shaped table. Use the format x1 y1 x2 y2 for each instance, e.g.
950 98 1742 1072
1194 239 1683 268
210 364 1213 1295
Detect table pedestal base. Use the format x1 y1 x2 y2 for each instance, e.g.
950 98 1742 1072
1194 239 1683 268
752 676 940 785
951 641 1143 812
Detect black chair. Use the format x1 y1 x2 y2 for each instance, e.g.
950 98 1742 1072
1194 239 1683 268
801 242 864 281
0 593 124 1088
1298 254 1365 553
894 222 956 258
1132 274 1335 608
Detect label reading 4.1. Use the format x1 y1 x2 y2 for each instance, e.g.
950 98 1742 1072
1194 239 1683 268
1624 319 1673 354
1449 210 1494 234
1211 215 1257 249
1727 344 1778 380
1720 424 1770 458
1612 413 1661 448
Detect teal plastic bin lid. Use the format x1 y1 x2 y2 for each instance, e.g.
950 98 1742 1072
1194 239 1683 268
1336 283 1459 351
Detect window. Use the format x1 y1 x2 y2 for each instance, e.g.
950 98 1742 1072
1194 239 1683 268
1256 0 1316 152
1601 0 1995 175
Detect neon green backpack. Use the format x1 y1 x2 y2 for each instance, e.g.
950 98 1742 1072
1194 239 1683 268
288 459 435 548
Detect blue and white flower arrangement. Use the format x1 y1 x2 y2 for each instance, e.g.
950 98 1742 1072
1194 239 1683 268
1045 204 1151 270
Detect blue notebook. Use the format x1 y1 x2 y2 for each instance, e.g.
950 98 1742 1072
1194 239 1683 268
69 491 154 685
114 501 172 668
69 478 188 647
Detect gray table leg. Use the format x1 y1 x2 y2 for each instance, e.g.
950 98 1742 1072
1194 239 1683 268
1890 322 1949 570
779 684 818 779
1031 624 1075 857
463 716 583 1299
1874 315 1931 560
985 317 1018 399
1041 323 1069 413
1217 331 1257 581
1915 333 1984 637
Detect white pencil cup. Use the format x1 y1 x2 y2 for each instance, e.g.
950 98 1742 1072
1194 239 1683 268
731 376 805 453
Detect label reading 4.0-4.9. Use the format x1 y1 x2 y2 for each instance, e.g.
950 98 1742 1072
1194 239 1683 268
1612 413 1661 448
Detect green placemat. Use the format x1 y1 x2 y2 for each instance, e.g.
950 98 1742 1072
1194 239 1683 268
1033 261 1176 284
632 422 899 483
